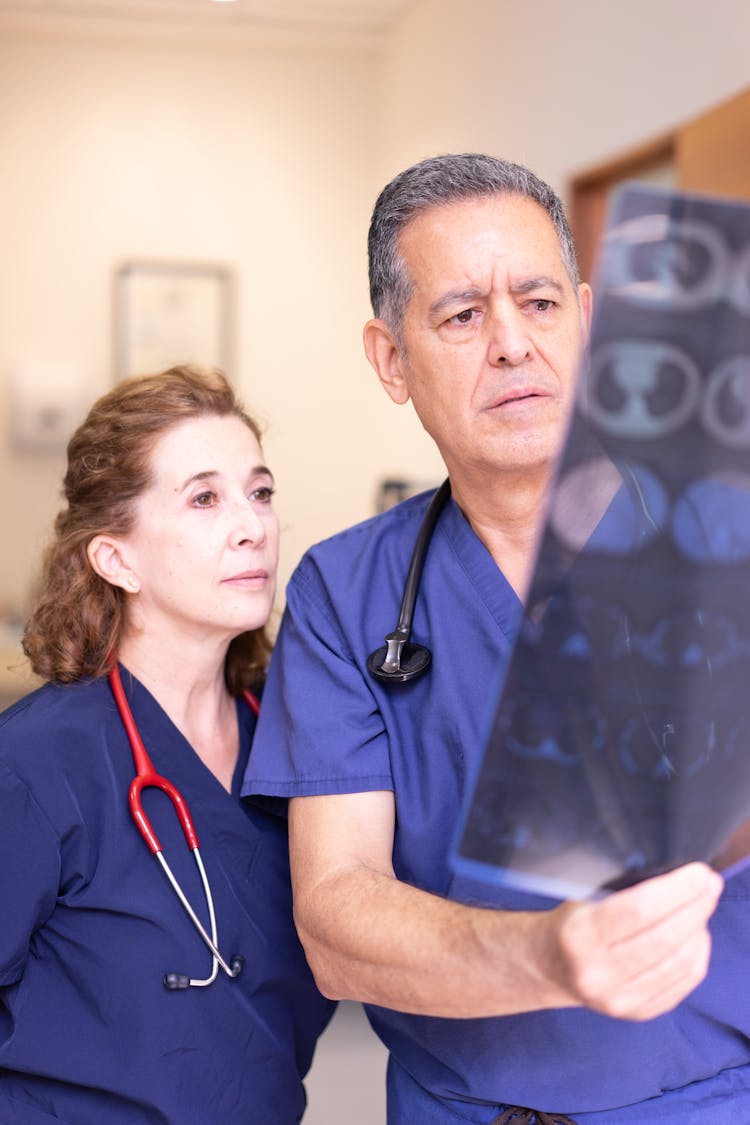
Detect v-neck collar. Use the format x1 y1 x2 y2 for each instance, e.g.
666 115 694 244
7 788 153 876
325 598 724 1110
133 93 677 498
441 496 524 642
114 664 254 804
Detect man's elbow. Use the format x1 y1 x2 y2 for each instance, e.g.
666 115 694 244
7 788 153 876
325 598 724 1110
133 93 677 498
294 915 351 1001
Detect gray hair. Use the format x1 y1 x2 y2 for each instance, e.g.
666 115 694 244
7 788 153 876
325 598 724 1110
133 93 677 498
367 152 580 341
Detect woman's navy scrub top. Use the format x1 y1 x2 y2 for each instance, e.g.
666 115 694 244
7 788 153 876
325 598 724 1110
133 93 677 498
0 670 334 1125
243 489 750 1124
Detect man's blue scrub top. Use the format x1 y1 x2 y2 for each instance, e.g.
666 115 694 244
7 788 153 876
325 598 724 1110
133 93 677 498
0 670 333 1125
243 490 750 1123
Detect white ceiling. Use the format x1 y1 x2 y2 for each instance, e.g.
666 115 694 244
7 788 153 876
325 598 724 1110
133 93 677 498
0 0 413 35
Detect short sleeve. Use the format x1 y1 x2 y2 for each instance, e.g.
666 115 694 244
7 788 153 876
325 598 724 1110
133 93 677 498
243 559 394 798
0 760 61 985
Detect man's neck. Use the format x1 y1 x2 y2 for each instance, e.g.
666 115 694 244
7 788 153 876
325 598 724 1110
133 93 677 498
448 463 552 599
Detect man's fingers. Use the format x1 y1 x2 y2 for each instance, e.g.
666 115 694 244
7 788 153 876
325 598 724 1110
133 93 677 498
602 930 714 1021
590 863 724 947
552 862 723 1020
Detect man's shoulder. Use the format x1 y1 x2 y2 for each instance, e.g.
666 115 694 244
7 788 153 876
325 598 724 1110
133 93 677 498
296 489 437 574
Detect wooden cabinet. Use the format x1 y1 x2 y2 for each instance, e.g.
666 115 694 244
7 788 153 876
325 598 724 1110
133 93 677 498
570 86 750 282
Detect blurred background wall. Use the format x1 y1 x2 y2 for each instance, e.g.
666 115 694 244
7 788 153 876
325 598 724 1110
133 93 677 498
2 0 749 692
0 1 748 1119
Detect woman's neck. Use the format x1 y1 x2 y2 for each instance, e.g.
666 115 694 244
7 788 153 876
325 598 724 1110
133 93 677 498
117 629 240 793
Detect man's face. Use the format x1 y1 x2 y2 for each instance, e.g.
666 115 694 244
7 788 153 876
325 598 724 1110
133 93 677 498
372 194 592 487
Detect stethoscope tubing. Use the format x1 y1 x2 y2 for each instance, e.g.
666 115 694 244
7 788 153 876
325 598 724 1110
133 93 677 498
155 848 230 986
367 478 451 684
109 661 256 988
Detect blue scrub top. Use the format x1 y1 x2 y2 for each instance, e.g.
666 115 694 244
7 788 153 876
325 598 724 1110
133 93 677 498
0 670 334 1125
243 489 750 1123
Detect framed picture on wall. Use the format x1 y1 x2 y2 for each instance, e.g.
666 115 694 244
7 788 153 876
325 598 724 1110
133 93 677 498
114 260 234 381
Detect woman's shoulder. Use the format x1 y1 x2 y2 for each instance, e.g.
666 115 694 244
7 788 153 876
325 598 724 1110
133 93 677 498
0 677 112 764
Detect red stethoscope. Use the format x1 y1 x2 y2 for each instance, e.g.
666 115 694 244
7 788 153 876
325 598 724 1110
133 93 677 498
109 662 260 991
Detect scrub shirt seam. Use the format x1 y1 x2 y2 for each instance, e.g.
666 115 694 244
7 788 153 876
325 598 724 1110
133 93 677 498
291 555 396 718
442 506 520 643
288 569 397 789
0 685 57 730
0 757 62 850
297 491 434 557
0 954 28 986
291 559 368 668
0 758 62 981
292 495 436 650
247 773 393 795
281 500 435 797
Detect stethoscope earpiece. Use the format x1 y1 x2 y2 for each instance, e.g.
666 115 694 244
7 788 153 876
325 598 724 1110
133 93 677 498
163 954 244 991
367 478 450 687
164 972 191 991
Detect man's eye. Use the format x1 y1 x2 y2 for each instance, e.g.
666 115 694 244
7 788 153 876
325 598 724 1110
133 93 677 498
450 308 476 325
531 299 554 312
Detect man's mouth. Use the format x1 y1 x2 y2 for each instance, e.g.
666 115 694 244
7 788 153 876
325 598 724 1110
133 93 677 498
489 386 550 409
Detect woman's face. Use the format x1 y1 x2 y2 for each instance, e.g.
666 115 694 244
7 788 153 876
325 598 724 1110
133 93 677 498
119 413 279 647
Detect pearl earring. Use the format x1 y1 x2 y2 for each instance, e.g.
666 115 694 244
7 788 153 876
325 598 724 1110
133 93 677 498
127 575 139 591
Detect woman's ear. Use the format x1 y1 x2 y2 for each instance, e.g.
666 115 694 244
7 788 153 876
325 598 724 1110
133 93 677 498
363 318 411 406
87 535 139 594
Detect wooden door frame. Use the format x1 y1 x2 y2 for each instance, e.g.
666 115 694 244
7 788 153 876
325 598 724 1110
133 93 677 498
570 133 675 282
569 86 750 282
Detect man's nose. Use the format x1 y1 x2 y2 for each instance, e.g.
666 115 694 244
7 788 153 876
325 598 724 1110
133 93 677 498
487 308 532 367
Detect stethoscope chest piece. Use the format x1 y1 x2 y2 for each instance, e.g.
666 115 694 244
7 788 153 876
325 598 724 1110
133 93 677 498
367 635 432 684
367 478 450 687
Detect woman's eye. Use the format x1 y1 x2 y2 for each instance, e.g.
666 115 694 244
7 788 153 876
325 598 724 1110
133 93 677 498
193 491 216 508
251 486 274 504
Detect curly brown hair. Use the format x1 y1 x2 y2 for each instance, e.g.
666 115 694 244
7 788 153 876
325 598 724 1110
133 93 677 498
23 365 273 693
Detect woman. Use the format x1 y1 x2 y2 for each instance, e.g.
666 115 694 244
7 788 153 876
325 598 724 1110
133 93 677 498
0 366 334 1124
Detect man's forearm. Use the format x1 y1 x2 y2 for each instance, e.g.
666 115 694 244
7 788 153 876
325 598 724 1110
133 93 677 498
291 795 722 1022
294 861 571 1016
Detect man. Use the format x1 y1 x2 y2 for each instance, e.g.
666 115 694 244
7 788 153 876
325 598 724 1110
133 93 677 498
243 155 743 1123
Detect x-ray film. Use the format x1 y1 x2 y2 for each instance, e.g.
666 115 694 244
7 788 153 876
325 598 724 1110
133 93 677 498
453 184 750 900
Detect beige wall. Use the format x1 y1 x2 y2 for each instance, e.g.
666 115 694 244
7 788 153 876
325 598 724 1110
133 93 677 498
379 0 750 205
1 1 749 657
0 17 443 628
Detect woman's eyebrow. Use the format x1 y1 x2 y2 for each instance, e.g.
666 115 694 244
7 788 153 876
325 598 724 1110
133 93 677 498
177 465 274 493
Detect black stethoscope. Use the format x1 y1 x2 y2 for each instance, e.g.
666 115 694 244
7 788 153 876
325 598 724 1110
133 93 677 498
109 662 259 991
367 477 451 685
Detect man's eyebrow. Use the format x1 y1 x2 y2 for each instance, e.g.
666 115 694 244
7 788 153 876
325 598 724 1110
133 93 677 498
428 276 566 320
177 465 273 493
428 287 484 319
511 276 565 295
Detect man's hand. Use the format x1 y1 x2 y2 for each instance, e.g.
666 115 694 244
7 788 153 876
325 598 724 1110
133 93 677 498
536 862 724 1021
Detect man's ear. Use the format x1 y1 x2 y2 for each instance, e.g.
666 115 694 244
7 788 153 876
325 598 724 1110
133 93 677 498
363 318 410 405
578 281 593 342
87 535 139 594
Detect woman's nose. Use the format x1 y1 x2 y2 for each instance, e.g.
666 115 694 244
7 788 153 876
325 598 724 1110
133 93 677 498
231 500 266 547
